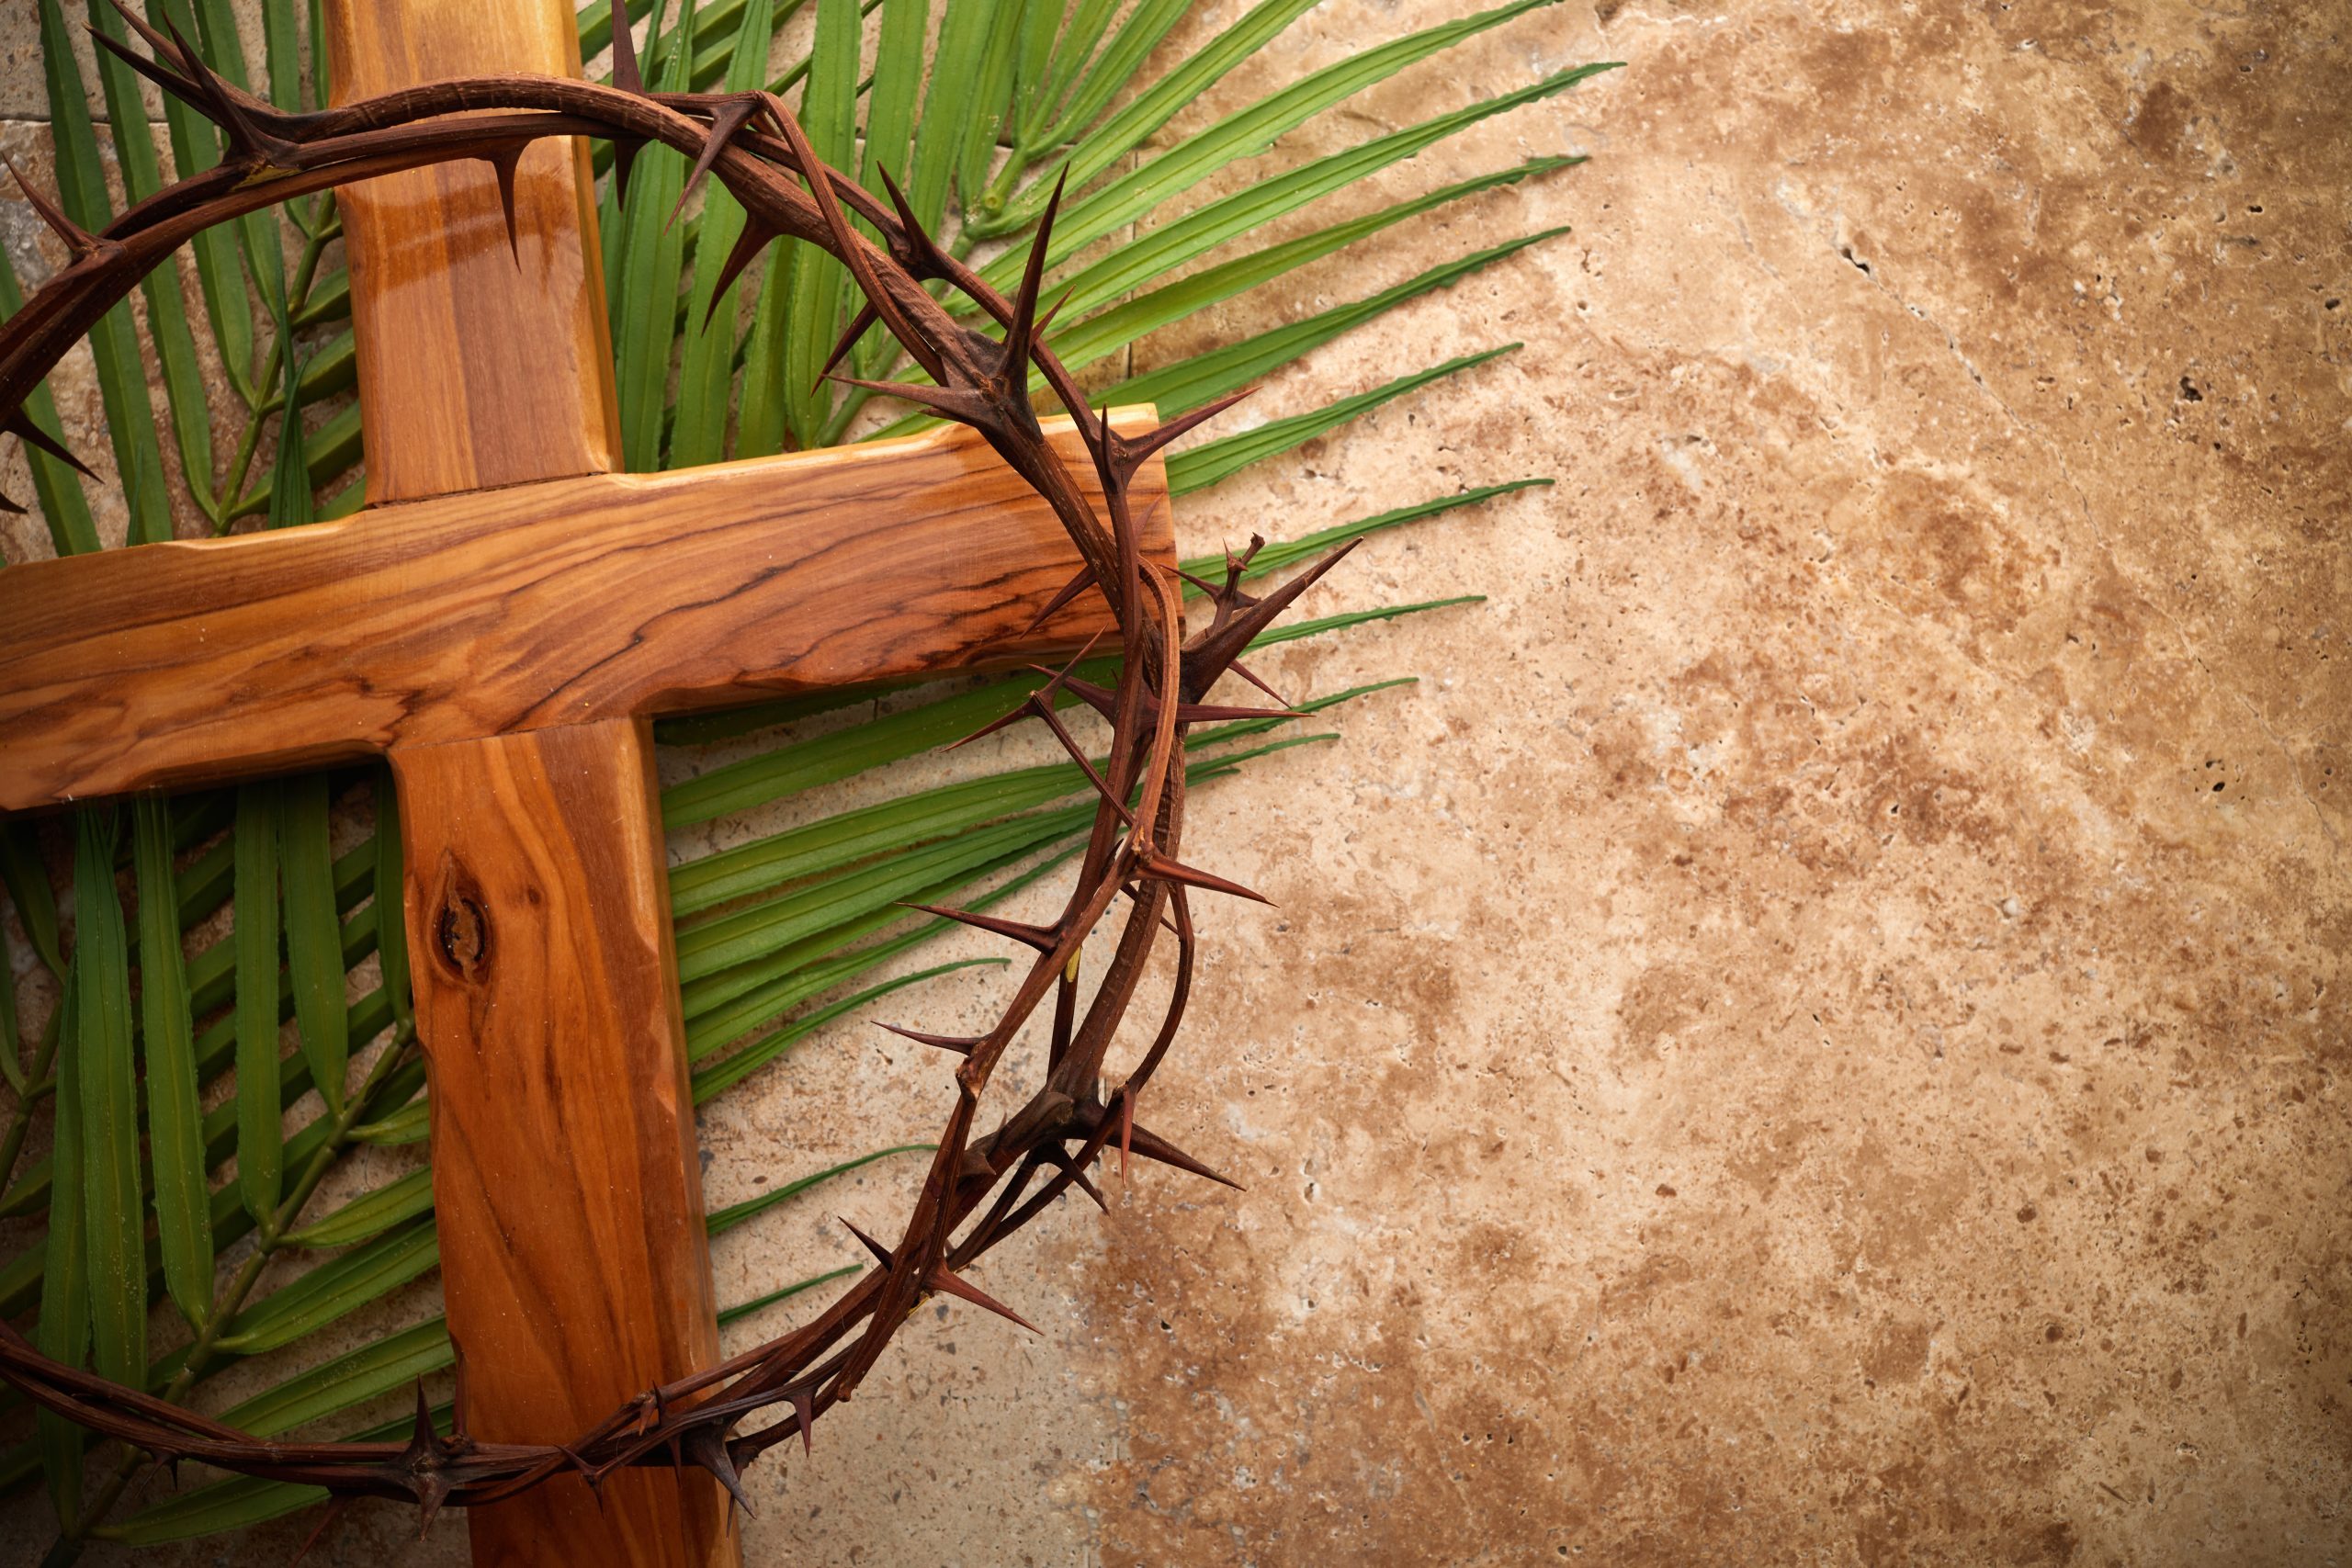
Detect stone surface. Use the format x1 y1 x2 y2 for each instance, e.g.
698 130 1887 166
3 0 2348 1564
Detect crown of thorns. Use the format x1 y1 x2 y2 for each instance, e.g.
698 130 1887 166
0 6 1351 1543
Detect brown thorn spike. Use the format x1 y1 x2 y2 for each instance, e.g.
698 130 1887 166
0 489 22 516
670 96 763 232
683 1423 757 1520
6 412 97 479
705 219 778 328
839 1217 897 1269
401 1381 436 1466
1040 1144 1109 1213
1183 537 1363 701
1112 388 1254 488
1125 1122 1246 1190
944 631 1102 750
87 21 205 118
607 12 646 204
825 374 998 430
924 1266 1040 1335
2 155 98 263
1019 563 1097 636
897 899 1062 951
482 146 524 263
815 299 880 389
159 18 293 166
874 1021 981 1055
1224 658 1293 708
791 1382 818 1457
93 6 284 140
875 164 956 281
288 1496 355 1568
103 0 179 64
1134 851 1271 905
1001 167 1067 365
413 1472 452 1540
609 7 644 95
558 1442 603 1496
1035 288 1074 338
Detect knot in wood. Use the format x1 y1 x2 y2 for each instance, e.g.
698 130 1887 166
436 893 489 978
428 853 492 982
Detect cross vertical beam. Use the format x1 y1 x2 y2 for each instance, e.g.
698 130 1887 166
322 3 733 1562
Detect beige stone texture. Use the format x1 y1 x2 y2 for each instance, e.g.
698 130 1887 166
3 0 2349 1564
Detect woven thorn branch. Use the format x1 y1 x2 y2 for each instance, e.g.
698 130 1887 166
0 4 1354 1540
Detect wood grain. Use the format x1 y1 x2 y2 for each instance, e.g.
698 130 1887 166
0 413 1170 814
324 6 722 1560
323 0 620 502
391 717 729 1568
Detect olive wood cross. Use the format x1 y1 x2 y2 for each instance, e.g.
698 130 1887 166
0 3 1169 1562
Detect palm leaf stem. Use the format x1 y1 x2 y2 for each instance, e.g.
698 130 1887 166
47 1026 418 1554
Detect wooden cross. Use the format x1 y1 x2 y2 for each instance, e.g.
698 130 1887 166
0 2 1170 1562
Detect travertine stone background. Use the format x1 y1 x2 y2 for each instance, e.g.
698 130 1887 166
2 0 2347 1564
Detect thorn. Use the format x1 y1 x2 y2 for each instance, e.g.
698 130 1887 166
413 1472 450 1540
899 900 1061 953
1132 851 1271 906
670 96 763 231
2 155 98 261
1039 1144 1108 1212
838 1216 896 1269
401 1381 435 1465
875 1021 981 1055
790 1382 817 1457
160 17 293 165
1118 1089 1136 1181
483 145 524 263
87 19 203 114
1001 167 1067 362
5 412 96 479
1125 1121 1245 1190
288 1496 354 1567
815 299 880 389
1183 538 1363 700
924 1266 1040 1335
607 17 646 205
1019 563 1097 635
683 1423 757 1519
1223 659 1293 708
1114 387 1254 481
0 488 23 515
558 1441 604 1497
705 219 777 327
102 0 177 63
824 373 997 429
944 631 1103 750
610 7 644 96
1035 287 1074 338
875 164 956 281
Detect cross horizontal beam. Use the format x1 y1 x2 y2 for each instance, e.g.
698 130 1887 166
0 412 1167 812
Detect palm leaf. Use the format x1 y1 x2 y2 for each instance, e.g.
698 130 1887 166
1168 345 1521 495
36 0 173 545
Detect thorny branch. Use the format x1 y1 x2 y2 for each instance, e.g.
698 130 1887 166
0 5 1351 1542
